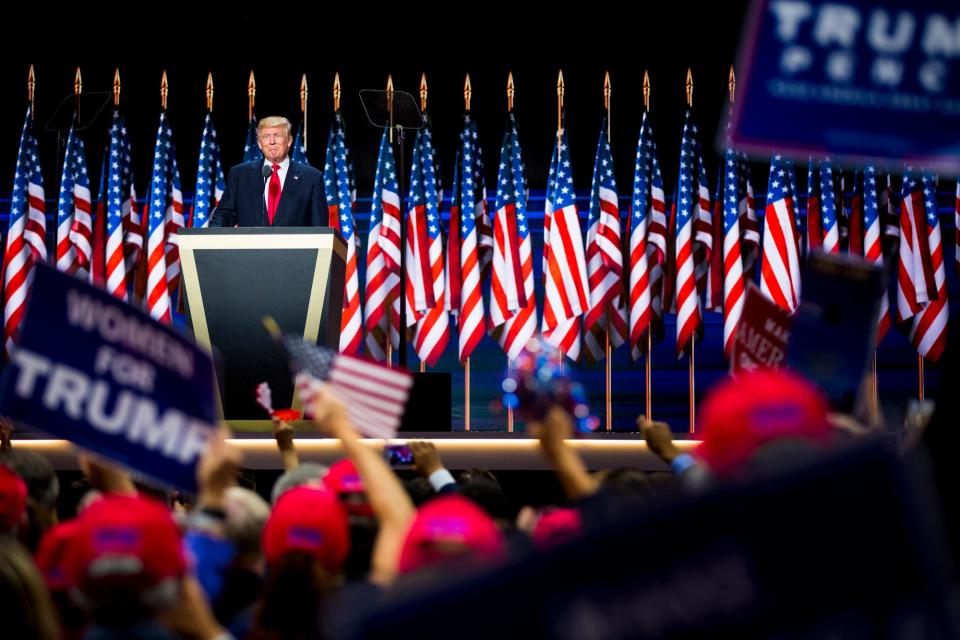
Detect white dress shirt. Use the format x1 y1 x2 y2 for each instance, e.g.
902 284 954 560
262 156 291 205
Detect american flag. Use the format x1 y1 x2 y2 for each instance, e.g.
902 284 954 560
863 166 890 342
673 110 705 356
3 106 46 356
190 112 224 230
707 168 724 313
364 129 401 361
819 159 840 253
847 170 864 255
954 179 960 277
324 112 362 355
144 111 183 324
786 157 804 258
404 118 449 367
490 114 536 360
90 154 108 288
104 110 139 297
688 118 713 311
106 112 141 276
292 121 309 165
880 173 899 243
541 125 589 361
57 125 92 277
583 119 627 362
627 112 664 360
720 148 746 357
284 336 413 439
896 170 937 326
449 114 487 361
738 155 759 280
806 158 822 252
243 114 263 163
759 154 802 313
909 173 948 362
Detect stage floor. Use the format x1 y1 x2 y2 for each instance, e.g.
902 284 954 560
13 432 702 471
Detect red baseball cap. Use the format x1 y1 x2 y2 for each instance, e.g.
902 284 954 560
35 520 81 591
531 507 582 549
0 464 27 532
399 494 506 574
323 459 373 517
697 369 831 475
65 494 186 594
262 486 350 572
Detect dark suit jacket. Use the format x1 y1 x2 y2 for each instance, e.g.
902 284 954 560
211 160 327 227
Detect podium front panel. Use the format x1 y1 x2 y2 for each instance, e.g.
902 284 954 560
179 228 345 420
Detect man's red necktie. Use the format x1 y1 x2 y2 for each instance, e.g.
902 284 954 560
267 163 282 224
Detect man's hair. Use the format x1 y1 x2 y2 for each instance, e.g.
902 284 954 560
257 116 292 137
223 487 270 560
0 449 58 509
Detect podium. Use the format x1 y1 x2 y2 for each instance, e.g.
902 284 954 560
178 227 346 424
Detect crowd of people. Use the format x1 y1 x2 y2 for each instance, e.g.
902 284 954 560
0 362 956 639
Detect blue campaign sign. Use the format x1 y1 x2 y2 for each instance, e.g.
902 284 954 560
729 0 960 171
0 265 217 491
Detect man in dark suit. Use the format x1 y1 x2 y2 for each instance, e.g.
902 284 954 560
211 116 326 227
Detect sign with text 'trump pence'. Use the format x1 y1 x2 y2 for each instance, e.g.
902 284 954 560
728 0 960 172
0 265 217 490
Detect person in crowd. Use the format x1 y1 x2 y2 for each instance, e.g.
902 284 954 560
211 116 326 228
249 485 349 640
0 536 59 640
65 491 228 639
323 458 379 582
0 446 60 552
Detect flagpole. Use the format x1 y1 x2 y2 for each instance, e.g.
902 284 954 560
507 71 515 434
418 73 429 376
300 74 308 154
113 69 120 108
386 75 395 369
918 354 925 403
604 71 613 432
556 70 565 376
686 67 696 435
642 70 653 422
464 73 473 432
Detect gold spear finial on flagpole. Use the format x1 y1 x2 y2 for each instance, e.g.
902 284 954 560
728 65 736 103
300 73 308 153
507 71 515 113
113 68 121 107
604 70 611 137
420 72 428 112
686 67 693 108
206 72 214 112
161 70 169 110
387 74 394 144
74 67 83 121
333 72 341 112
643 69 650 113
557 70 564 155
464 73 472 111
248 70 256 122
28 65 35 112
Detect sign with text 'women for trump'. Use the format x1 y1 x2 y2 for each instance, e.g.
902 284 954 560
0 265 217 490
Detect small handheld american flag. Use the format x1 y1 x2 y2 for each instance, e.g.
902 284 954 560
265 318 414 439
